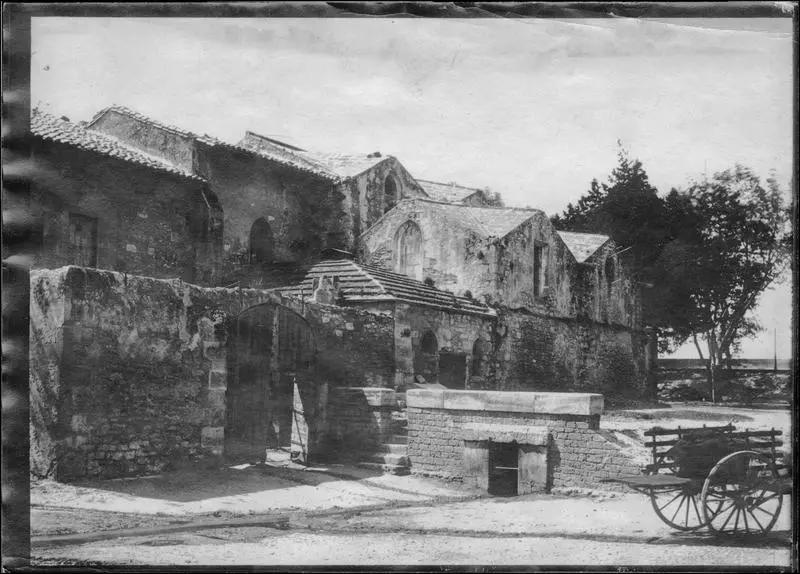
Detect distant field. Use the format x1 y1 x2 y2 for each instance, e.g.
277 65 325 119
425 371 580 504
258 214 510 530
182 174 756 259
659 358 792 371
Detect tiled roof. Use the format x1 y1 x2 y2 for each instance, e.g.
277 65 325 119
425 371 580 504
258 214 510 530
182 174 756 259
556 231 611 263
398 198 542 239
31 110 204 182
299 151 388 179
239 131 389 180
237 132 340 181
416 179 483 204
90 106 338 181
275 259 494 316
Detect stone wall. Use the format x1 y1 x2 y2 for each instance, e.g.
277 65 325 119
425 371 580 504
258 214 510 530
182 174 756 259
393 303 496 390
495 311 647 398
30 266 281 481
324 387 397 461
31 141 223 285
283 299 396 389
405 390 643 491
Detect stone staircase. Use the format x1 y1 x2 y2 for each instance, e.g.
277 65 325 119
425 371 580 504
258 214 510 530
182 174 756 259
359 392 410 475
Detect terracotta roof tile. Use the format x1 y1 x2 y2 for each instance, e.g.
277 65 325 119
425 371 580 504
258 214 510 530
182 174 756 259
31 110 205 182
275 259 494 316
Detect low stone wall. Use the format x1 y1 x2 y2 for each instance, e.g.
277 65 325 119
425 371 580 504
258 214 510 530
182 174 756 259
325 387 397 460
406 390 643 491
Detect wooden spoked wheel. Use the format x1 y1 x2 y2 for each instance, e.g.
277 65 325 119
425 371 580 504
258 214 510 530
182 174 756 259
649 481 707 531
701 450 783 536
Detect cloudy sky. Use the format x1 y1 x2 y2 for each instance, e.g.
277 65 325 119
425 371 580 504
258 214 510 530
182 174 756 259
31 16 794 359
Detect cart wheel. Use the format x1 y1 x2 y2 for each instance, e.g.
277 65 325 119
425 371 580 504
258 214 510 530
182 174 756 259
649 482 707 531
701 450 783 536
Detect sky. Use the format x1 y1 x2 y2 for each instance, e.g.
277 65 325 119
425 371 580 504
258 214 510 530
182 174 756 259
30 16 795 359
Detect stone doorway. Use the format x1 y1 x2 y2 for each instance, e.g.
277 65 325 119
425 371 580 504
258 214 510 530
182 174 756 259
488 441 519 496
226 303 316 462
439 352 467 389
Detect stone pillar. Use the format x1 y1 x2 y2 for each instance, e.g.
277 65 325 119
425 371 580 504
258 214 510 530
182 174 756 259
518 444 549 494
463 440 489 490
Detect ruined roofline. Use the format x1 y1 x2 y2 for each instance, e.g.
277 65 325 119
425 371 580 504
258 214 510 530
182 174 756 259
86 104 340 182
31 109 207 184
243 130 307 152
415 178 484 193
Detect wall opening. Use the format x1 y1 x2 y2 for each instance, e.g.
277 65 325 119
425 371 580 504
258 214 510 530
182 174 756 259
439 352 467 389
68 213 98 267
605 256 615 288
394 220 423 280
226 303 316 462
488 441 519 496
414 330 438 383
249 218 274 264
533 243 548 297
471 338 488 379
384 175 399 214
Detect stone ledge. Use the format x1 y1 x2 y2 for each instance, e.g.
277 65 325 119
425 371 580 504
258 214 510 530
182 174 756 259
333 387 398 407
406 390 603 416
461 423 549 445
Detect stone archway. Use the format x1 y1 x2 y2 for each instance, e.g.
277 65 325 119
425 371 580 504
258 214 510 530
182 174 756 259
226 302 317 462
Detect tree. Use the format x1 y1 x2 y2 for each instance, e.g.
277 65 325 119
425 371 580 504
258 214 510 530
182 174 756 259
552 143 669 321
481 187 504 207
657 166 790 401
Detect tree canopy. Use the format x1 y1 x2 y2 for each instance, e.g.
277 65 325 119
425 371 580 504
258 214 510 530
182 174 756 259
552 148 790 401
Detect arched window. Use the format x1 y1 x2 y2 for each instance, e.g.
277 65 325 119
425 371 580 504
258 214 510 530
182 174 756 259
249 218 274 264
605 256 615 288
420 331 438 355
394 220 423 280
384 175 399 213
471 338 489 378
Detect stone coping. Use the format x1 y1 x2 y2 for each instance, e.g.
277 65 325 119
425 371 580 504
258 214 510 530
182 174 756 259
461 423 549 445
406 389 603 416
332 387 397 407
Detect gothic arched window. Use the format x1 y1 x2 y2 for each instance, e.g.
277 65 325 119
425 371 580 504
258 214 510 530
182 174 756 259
384 175 399 213
394 220 423 280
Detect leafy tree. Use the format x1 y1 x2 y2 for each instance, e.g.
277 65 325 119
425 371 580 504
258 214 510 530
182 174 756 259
657 166 790 400
481 187 505 207
552 143 669 321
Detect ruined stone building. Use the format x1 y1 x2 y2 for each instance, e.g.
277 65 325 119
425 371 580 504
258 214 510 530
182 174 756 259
27 105 648 481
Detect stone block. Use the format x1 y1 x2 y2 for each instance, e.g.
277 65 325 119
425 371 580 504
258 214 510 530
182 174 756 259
201 426 224 455
208 369 227 389
406 389 444 409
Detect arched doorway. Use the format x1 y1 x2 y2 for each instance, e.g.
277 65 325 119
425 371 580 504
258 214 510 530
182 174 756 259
394 220 423 280
249 218 274 264
413 330 439 384
384 175 399 213
226 303 316 461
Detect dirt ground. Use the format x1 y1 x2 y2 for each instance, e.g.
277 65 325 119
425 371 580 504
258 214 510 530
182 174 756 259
30 403 794 567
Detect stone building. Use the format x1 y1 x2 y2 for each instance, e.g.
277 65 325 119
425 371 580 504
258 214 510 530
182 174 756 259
27 104 650 482
86 106 426 288
29 110 223 284
359 197 646 394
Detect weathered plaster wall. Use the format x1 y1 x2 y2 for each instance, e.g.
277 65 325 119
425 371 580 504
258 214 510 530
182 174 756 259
30 266 279 481
32 142 222 285
495 214 574 315
89 109 197 173
360 200 497 299
405 390 643 491
324 387 397 461
393 303 495 390
342 157 427 241
194 145 344 280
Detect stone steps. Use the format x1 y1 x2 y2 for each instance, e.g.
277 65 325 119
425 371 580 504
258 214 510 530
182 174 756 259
357 461 410 476
378 443 407 454
367 452 409 466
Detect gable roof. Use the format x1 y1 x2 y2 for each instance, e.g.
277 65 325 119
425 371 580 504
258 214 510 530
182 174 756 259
31 110 205 182
88 106 338 181
274 259 494 316
416 179 484 203
239 131 389 180
390 198 542 239
556 231 611 263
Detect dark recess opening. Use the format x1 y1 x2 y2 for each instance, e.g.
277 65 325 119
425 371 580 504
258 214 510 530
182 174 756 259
489 441 518 496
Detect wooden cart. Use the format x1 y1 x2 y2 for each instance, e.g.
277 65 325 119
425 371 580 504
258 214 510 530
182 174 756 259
607 423 791 535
